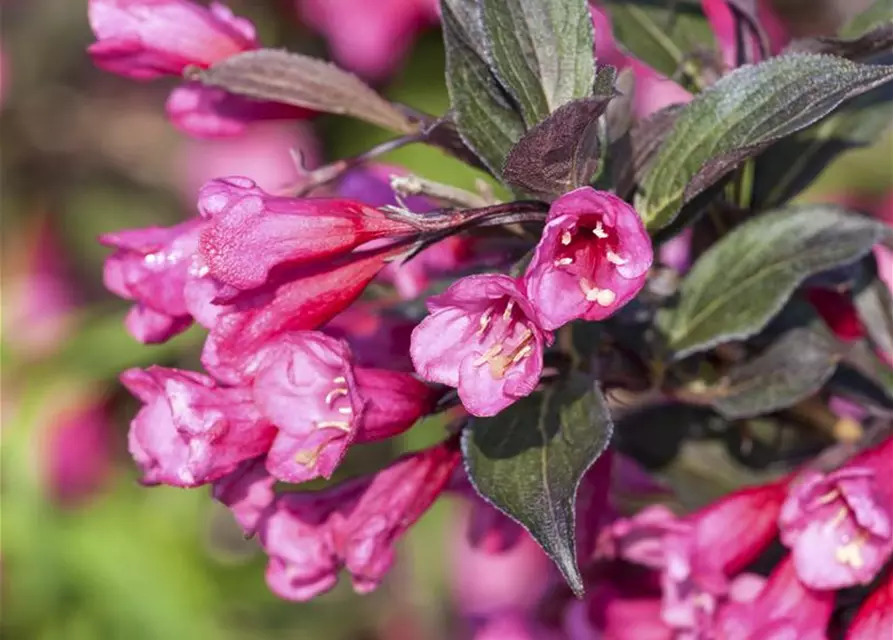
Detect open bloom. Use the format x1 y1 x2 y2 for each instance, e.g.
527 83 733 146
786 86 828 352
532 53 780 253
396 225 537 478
122 366 278 487
101 220 202 343
257 440 460 600
251 332 363 484
198 176 414 292
411 274 549 416
779 437 893 590
524 188 652 330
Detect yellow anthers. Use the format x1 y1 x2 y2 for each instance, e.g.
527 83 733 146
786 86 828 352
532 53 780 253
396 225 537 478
325 388 349 405
315 420 352 432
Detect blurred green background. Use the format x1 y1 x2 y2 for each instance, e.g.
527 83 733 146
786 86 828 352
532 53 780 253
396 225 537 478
0 1 890 639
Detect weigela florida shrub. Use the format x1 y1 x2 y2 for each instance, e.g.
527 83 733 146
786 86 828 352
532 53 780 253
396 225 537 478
90 0 893 637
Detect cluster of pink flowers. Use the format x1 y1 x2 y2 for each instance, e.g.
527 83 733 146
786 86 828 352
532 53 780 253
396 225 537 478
87 0 893 636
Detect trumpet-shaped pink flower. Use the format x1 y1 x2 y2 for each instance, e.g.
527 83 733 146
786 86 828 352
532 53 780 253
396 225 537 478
716 557 834 640
779 438 893 590
599 481 787 636
846 569 893 639
200 245 398 384
410 274 549 417
122 366 277 487
87 0 256 79
524 188 652 330
251 332 363 484
257 440 460 600
197 176 414 292
212 457 276 536
101 220 203 343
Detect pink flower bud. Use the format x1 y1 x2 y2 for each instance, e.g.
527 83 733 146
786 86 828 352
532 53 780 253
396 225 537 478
122 366 277 487
716 557 834 640
165 83 314 139
212 457 276 536
251 332 363 484
701 0 790 69
200 245 397 384
101 220 202 343
846 569 893 640
87 0 256 80
523 188 652 330
197 176 414 292
257 440 460 600
410 274 550 417
353 367 437 441
779 437 893 590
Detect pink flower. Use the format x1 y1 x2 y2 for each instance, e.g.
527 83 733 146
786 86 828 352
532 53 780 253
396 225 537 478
87 0 256 80
212 457 276 536
122 366 277 487
523 188 652 330
296 0 439 81
177 121 320 198
779 438 893 590
600 481 787 636
88 0 314 137
197 176 414 292
846 569 893 639
43 395 113 506
200 245 399 384
257 440 460 600
165 84 314 139
701 0 790 69
716 557 834 640
410 274 550 417
101 220 203 344
251 332 363 484
352 367 437 440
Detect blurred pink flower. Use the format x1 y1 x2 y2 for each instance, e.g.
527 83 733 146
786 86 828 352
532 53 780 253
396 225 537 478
716 556 834 640
589 4 692 119
87 0 313 137
257 439 459 601
846 568 893 639
700 0 790 68
43 395 114 506
779 437 893 590
2 219 77 356
296 0 440 81
177 121 319 198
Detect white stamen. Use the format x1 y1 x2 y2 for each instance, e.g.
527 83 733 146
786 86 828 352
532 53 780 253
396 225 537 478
606 251 627 266
316 420 352 432
503 300 515 321
325 388 349 405
333 376 347 385
338 407 353 415
561 230 573 246
595 289 616 306
555 257 574 266
593 222 608 239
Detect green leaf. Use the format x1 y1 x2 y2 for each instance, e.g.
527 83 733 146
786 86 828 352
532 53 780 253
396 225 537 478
659 205 891 358
481 0 596 127
784 24 893 61
502 96 610 198
840 0 893 39
442 0 527 174
462 374 613 595
602 0 712 80
751 83 893 209
191 49 419 134
638 54 893 231
709 327 840 419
